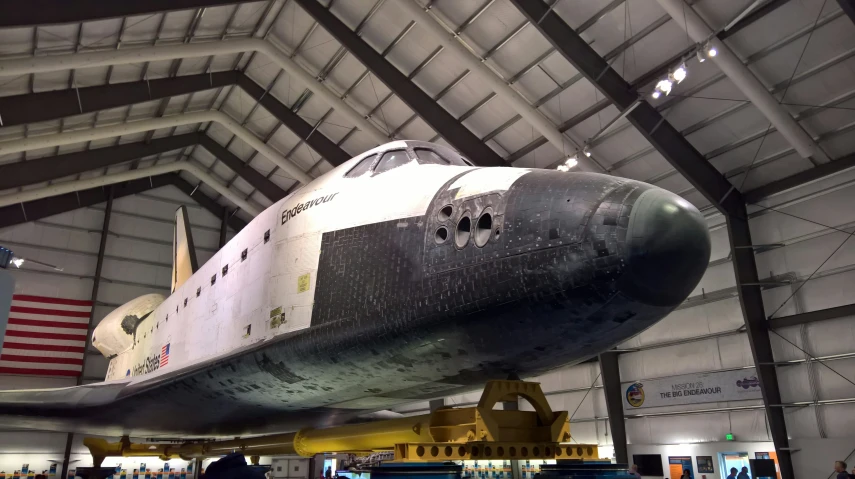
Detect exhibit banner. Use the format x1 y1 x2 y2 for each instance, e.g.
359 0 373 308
623 368 762 410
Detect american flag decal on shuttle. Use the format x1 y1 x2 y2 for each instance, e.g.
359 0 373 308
0 294 93 377
160 344 170 368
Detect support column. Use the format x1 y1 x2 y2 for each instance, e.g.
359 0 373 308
190 458 201 479
61 186 114 479
727 205 794 479
219 209 229 248
836 0 855 27
599 352 627 464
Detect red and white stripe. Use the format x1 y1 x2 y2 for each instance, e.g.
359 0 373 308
0 294 92 377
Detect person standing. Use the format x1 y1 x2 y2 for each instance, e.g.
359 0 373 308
325 466 332 479
834 461 848 479
680 469 691 479
628 464 641 479
726 467 738 479
737 467 750 479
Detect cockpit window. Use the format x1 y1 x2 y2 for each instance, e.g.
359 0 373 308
414 148 451 166
344 154 377 178
373 150 412 175
416 147 472 166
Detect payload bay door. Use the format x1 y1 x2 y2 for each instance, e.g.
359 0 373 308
270 232 322 334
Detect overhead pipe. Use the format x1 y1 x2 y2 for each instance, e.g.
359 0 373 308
397 0 602 172
0 161 262 216
653 0 830 163
0 110 313 185
0 38 390 146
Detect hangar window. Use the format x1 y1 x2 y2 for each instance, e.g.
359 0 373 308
373 150 412 175
344 154 378 178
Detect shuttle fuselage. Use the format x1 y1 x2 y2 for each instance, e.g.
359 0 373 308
0 141 710 437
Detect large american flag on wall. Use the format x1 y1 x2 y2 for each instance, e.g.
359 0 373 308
0 294 93 377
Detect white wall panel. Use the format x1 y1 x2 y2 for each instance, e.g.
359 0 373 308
618 336 753 381
773 317 855 361
627 409 768 445
619 297 744 349
794 268 855 313
528 361 602 391
691 261 737 297
818 402 855 438
783 404 824 438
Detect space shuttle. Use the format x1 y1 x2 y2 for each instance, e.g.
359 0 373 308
0 140 710 438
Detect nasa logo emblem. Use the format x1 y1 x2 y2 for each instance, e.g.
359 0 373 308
626 382 645 407
736 376 760 389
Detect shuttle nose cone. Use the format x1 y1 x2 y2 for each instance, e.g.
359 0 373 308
620 188 711 307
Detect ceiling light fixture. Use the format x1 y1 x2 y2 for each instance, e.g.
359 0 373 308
656 79 673 96
651 90 661 99
696 50 705 63
582 146 592 157
671 64 687 84
705 42 718 58
564 155 578 168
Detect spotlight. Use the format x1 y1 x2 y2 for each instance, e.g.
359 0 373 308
651 90 661 99
656 79 673 96
582 146 592 157
557 164 570 172
696 50 705 63
564 155 578 168
704 42 717 58
11 257 24 268
671 64 687 84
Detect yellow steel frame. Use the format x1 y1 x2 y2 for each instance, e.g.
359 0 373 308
84 380 598 465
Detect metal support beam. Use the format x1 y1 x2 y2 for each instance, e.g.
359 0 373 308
839 0 855 26
768 303 855 329
0 0 241 27
719 0 792 40
169 174 247 231
0 175 170 229
0 133 197 189
197 135 287 200
219 209 229 249
0 71 351 170
235 74 352 166
0 132 287 202
0 174 247 231
744 151 855 203
655 0 828 163
727 206 795 479
510 0 742 215
598 352 627 464
292 0 506 167
0 71 237 127
61 184 114 479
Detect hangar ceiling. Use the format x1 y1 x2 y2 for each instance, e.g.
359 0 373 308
0 0 852 228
